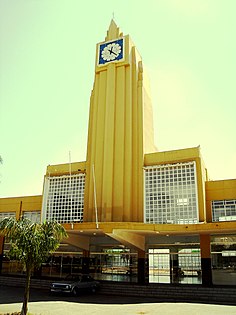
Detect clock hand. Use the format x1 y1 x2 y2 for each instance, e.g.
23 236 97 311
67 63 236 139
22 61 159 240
108 47 117 56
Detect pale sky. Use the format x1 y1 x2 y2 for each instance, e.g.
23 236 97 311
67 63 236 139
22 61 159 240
0 0 236 198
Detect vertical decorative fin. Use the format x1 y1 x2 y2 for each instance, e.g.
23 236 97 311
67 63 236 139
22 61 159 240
138 61 143 82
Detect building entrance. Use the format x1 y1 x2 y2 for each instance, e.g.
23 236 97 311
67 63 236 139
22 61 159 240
149 248 202 284
1 240 236 286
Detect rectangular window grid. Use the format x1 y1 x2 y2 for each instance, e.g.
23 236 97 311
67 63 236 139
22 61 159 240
0 212 16 221
212 199 236 222
43 174 85 223
144 161 199 224
23 211 41 223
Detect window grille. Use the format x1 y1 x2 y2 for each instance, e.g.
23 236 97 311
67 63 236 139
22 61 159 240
144 161 199 224
42 174 85 223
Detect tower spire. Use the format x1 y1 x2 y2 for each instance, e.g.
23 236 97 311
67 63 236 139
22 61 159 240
106 19 123 41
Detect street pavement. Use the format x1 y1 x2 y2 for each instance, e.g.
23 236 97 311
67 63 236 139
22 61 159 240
0 286 236 315
1 301 236 315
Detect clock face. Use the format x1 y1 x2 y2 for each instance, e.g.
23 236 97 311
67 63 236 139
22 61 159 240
98 38 124 65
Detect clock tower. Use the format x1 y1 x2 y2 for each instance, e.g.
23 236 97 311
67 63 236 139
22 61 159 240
84 20 156 223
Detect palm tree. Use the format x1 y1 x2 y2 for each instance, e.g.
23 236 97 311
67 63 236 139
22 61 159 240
0 217 68 315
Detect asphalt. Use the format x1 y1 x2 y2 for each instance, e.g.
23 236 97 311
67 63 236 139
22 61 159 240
0 286 236 315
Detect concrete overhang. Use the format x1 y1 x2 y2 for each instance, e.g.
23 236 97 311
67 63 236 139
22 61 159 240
62 221 236 237
61 221 236 250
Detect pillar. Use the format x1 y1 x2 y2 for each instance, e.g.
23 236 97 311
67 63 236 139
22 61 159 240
82 250 90 274
170 248 179 283
137 250 148 284
200 234 212 286
0 236 4 274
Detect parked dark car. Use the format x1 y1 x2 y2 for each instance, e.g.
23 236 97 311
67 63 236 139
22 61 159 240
50 274 100 296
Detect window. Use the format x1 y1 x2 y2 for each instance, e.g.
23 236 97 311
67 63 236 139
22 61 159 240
23 211 41 223
42 174 85 223
212 199 236 222
177 198 189 206
0 212 16 221
144 161 199 224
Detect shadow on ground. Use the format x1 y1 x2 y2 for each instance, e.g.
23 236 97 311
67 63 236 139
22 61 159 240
0 285 159 305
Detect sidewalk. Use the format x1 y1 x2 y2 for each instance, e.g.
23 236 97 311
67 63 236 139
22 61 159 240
1 301 236 315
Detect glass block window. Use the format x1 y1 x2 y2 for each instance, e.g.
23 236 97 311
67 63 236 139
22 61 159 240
0 212 16 221
42 174 85 223
144 161 199 224
212 199 236 222
23 211 41 223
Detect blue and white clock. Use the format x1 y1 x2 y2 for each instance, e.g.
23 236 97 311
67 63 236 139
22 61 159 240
98 38 124 65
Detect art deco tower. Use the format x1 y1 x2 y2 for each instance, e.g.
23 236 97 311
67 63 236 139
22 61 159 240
84 20 156 223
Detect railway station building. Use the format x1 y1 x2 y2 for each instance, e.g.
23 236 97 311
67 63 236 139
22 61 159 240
0 20 236 286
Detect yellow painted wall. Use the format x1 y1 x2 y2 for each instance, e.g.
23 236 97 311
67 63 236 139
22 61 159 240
84 20 156 223
46 161 86 176
206 179 236 222
144 146 201 165
0 195 42 220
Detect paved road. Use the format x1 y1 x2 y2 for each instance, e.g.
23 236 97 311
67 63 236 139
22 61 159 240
0 285 158 304
1 285 236 315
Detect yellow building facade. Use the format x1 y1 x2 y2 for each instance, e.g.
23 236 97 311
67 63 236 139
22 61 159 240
0 21 236 286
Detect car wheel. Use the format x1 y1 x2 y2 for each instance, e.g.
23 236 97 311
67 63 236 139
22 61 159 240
72 287 79 296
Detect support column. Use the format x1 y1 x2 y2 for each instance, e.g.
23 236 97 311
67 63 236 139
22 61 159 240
170 248 179 283
137 250 148 285
200 234 212 286
0 236 4 274
82 250 90 274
